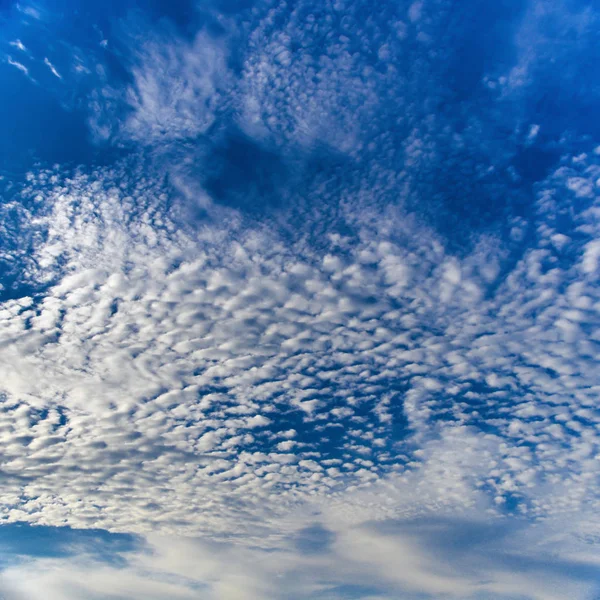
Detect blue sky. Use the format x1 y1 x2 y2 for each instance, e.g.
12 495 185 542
0 0 599 598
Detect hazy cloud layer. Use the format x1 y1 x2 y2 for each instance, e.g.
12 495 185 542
1 508 599 600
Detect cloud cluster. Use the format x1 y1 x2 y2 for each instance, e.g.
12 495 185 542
0 140 598 542
120 30 230 144
1 0 599 598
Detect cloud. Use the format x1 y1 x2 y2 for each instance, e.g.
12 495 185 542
43 57 61 79
1 502 599 600
0 0 599 597
6 56 30 77
17 3 43 20
122 31 230 143
87 25 231 145
9 40 27 52
0 142 597 544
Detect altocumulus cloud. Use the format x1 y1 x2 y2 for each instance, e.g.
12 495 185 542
0 145 598 597
0 0 599 598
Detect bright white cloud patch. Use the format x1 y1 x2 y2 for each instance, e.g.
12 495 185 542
6 56 29 76
0 147 598 546
43 57 61 79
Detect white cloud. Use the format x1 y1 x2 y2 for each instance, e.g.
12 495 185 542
0 148 597 544
88 28 231 145
581 240 600 274
1 496 599 600
6 56 29 77
9 40 27 52
17 3 42 20
44 57 62 79
0 2 599 595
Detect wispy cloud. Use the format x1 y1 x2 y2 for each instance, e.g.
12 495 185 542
9 40 27 52
1 508 599 600
43 57 61 79
6 56 30 77
87 28 231 144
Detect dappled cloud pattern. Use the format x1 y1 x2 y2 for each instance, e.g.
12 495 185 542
0 0 599 598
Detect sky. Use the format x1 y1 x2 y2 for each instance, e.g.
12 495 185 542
0 0 599 598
